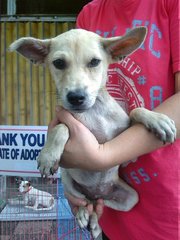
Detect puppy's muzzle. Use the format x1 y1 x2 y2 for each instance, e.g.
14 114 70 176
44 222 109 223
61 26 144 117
67 90 86 106
66 89 92 113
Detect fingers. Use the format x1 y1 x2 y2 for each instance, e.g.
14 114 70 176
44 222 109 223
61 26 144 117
65 193 88 216
95 199 104 219
48 105 75 133
86 203 94 215
64 192 104 219
85 199 104 219
55 106 83 132
55 106 73 124
48 116 60 132
65 192 87 206
48 105 81 134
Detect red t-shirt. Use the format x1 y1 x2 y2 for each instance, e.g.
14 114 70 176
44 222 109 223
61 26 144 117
77 0 180 239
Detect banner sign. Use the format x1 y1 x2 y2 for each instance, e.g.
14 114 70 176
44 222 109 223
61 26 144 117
0 125 59 177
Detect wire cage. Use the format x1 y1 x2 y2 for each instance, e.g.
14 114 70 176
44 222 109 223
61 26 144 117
0 176 92 240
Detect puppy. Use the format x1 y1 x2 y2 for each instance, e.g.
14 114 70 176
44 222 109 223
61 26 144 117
19 180 54 211
9 28 176 238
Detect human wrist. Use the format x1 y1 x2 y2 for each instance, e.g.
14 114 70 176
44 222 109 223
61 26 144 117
96 143 115 171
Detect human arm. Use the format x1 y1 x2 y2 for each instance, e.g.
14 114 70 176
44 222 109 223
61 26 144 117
55 72 180 171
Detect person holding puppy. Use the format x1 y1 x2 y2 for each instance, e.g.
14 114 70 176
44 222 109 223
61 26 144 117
49 0 180 239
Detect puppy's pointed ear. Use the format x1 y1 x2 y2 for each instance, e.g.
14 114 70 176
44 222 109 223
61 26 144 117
102 27 147 61
8 37 51 65
16 177 24 185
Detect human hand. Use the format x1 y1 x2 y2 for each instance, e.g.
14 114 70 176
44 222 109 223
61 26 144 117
49 106 108 171
65 192 104 220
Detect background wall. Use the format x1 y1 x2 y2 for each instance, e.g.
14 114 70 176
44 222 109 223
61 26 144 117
0 0 92 125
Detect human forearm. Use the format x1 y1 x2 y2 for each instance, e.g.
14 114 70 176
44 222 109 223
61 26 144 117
102 91 180 169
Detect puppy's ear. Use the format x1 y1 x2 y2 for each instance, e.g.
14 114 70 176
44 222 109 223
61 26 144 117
102 27 147 62
8 37 51 65
16 177 24 185
27 181 31 187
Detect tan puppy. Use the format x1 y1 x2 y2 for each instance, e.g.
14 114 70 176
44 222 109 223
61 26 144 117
9 28 176 239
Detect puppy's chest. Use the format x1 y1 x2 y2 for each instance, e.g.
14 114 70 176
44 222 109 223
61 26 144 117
25 189 39 201
86 115 118 142
24 191 36 205
74 107 130 143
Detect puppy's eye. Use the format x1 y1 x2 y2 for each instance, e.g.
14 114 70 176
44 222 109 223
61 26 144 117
87 58 101 68
53 59 67 70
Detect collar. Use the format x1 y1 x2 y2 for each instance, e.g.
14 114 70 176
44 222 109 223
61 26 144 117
22 186 32 194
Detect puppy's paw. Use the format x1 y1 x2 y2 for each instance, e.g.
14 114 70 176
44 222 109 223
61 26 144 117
37 124 69 177
37 147 60 177
76 207 102 239
90 213 102 239
144 112 176 143
130 108 176 144
76 206 90 229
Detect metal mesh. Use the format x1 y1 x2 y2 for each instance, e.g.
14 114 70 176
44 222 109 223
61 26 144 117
0 176 92 240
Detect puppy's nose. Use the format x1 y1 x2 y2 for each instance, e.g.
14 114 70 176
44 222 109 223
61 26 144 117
67 90 86 106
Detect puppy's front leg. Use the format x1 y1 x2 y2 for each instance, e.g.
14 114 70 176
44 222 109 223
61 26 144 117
37 124 69 177
130 108 176 143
